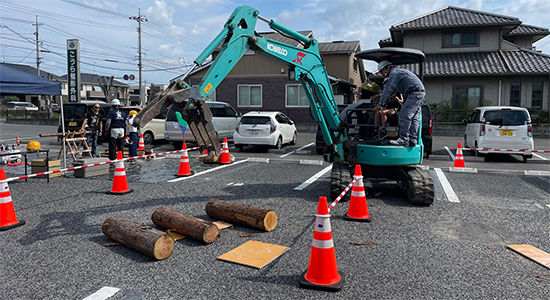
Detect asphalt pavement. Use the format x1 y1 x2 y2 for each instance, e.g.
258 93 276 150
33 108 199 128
1 122 549 299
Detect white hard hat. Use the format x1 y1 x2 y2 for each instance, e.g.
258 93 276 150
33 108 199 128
111 99 120 106
377 60 392 72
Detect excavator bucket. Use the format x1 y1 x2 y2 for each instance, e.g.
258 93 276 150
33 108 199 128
134 81 221 159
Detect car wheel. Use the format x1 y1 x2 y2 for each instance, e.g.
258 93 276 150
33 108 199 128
463 135 468 148
275 136 282 149
290 131 297 145
143 132 154 145
522 155 529 163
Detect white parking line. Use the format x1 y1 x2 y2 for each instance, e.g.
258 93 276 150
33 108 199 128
434 168 460 203
444 146 455 160
167 159 248 182
533 153 548 160
280 143 314 158
83 287 120 300
294 165 332 190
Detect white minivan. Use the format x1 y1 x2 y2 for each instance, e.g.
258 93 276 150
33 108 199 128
463 106 534 162
6 102 39 111
164 101 240 149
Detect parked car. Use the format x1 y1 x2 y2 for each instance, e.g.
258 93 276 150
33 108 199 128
6 102 39 111
121 106 167 145
165 101 241 149
233 111 297 150
463 106 534 162
315 102 433 158
58 101 111 142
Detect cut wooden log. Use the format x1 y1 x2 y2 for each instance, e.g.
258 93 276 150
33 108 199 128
205 199 278 232
152 207 219 244
102 216 174 260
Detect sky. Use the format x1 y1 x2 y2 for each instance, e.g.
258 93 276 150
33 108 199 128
1 0 549 87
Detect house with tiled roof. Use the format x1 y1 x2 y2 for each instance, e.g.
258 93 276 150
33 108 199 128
379 6 550 119
57 73 130 105
183 31 366 125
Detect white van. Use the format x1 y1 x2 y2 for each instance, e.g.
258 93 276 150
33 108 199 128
6 102 39 111
165 101 240 149
463 106 534 162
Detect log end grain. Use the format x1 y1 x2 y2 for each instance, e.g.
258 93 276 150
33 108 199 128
153 234 175 260
263 210 278 232
202 224 219 244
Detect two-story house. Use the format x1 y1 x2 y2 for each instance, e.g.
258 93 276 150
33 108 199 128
379 6 550 120
182 31 366 127
56 73 130 105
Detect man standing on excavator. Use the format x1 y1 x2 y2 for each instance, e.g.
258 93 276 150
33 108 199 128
373 61 425 147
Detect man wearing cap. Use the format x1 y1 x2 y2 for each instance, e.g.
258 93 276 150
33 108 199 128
373 60 425 146
105 99 127 160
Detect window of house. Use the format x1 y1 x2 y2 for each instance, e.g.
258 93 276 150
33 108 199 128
193 85 216 101
353 59 358 75
532 82 542 109
238 85 262 107
454 86 481 108
286 84 309 107
510 83 521 106
443 31 478 47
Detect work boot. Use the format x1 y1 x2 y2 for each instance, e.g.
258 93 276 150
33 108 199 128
389 138 408 146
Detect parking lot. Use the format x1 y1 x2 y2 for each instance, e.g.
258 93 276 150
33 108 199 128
1 122 549 299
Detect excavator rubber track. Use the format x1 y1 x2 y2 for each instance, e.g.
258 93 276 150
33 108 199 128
397 166 435 206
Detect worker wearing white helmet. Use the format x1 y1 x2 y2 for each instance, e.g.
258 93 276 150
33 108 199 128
373 60 425 147
105 99 127 160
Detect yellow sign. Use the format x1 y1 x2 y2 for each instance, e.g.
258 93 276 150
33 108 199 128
204 83 213 94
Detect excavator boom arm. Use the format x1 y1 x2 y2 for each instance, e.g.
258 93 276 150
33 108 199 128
136 5 346 161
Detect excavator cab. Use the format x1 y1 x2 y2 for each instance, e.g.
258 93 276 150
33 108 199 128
329 47 434 206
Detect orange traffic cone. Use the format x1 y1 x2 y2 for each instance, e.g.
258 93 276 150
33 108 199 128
175 143 192 177
453 142 466 168
219 138 231 164
16 136 20 147
137 134 145 150
0 169 26 231
299 196 344 292
344 165 372 222
107 151 133 195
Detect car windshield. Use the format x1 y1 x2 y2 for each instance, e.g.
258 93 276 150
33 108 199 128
63 105 87 119
241 116 271 125
484 110 529 126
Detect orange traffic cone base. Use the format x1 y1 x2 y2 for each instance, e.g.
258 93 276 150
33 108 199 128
299 270 344 292
106 189 133 195
174 172 193 177
343 213 372 222
0 219 26 231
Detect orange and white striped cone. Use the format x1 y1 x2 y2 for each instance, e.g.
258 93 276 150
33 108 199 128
299 196 344 292
0 169 26 231
16 136 20 147
453 142 466 168
137 134 145 150
344 165 372 222
219 137 231 164
107 151 133 195
175 143 192 177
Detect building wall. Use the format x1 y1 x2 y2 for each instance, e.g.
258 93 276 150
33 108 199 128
425 75 549 110
404 27 503 54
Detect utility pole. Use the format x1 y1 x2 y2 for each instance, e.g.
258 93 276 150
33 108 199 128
130 9 147 106
33 15 43 76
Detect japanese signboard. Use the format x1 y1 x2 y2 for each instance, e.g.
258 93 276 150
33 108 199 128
66 39 81 102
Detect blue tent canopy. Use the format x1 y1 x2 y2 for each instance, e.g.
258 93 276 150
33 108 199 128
0 64 61 95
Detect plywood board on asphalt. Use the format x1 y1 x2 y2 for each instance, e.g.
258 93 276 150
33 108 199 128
507 244 550 269
217 240 289 269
